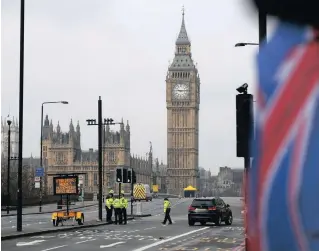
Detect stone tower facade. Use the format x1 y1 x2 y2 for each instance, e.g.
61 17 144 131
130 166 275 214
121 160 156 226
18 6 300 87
1 117 19 159
166 11 201 195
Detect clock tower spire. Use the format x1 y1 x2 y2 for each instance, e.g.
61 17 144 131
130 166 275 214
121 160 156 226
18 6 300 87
166 9 200 196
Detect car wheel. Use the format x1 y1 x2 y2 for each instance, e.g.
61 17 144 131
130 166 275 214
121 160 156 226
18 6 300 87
188 219 195 226
200 222 206 226
225 214 233 225
215 215 222 226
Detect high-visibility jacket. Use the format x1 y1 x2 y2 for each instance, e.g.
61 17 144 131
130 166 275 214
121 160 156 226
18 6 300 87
164 200 171 213
105 197 113 209
113 198 121 209
120 197 128 209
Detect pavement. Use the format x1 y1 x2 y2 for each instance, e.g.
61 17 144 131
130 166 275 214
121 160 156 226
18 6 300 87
1 197 245 251
1 198 165 237
1 201 98 216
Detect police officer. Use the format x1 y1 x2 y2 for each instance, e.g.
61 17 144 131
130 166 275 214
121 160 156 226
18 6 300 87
105 190 114 223
113 196 122 225
162 198 172 225
120 190 128 225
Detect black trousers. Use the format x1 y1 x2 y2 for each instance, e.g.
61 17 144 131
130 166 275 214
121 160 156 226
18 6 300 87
114 208 122 224
106 206 113 222
121 208 127 224
163 208 172 224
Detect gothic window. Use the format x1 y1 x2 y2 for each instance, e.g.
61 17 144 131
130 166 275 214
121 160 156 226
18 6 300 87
55 152 67 165
94 173 98 185
108 151 116 164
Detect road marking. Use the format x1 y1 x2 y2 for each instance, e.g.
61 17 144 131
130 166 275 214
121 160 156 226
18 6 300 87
16 240 45 246
41 245 68 251
100 241 125 248
76 238 96 244
132 227 209 251
30 236 55 239
144 227 156 230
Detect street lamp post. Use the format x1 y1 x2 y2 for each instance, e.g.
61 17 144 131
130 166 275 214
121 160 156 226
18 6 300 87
39 101 68 212
17 0 25 232
6 120 12 214
86 97 123 222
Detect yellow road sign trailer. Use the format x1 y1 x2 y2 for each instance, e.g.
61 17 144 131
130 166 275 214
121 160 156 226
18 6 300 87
50 172 85 227
51 210 84 227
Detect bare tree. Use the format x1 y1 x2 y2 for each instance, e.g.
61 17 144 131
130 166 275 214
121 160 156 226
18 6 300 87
1 162 37 204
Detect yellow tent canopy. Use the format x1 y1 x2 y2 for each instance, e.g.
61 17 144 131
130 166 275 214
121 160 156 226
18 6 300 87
184 185 197 191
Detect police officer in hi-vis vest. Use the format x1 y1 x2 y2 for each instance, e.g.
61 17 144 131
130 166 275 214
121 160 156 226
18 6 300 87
162 198 172 225
105 190 114 223
113 196 122 225
120 190 128 225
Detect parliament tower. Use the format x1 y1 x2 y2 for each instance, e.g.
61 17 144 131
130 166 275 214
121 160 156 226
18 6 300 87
166 10 200 195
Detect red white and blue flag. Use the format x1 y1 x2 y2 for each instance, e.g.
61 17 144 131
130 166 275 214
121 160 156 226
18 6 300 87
248 22 319 251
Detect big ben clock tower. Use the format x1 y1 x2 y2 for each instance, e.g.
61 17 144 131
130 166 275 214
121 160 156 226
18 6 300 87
166 9 200 196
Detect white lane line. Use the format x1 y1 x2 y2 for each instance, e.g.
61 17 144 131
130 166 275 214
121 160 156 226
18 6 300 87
30 236 55 239
76 238 96 244
132 227 209 251
144 227 156 230
16 240 45 246
100 241 125 248
41 245 68 251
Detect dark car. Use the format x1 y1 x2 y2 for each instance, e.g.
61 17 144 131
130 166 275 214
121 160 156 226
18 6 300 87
188 197 233 226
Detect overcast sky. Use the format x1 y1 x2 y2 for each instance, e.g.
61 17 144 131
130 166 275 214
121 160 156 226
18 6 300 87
1 0 276 174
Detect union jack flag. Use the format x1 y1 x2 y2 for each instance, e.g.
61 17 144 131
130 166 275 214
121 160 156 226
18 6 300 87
247 22 319 251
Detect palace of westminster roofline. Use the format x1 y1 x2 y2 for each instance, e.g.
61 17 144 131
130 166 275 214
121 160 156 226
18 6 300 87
42 114 154 164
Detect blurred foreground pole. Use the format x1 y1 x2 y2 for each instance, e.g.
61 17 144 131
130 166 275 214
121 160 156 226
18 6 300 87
258 10 267 44
245 10 267 251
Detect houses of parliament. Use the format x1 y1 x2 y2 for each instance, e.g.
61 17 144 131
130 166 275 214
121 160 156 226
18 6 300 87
42 115 162 195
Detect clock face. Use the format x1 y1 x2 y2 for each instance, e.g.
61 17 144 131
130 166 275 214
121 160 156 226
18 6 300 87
173 82 189 100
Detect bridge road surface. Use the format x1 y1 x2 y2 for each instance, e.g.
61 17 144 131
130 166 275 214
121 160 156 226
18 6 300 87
1 199 164 236
1 197 244 251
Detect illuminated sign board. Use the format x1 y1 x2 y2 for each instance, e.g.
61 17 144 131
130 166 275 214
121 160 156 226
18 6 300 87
53 176 79 195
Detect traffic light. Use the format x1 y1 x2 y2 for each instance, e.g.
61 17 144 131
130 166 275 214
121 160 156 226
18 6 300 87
123 168 128 183
236 93 253 158
132 170 137 184
127 169 132 183
116 167 122 183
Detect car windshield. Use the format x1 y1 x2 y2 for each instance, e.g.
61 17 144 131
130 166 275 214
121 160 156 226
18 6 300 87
191 199 216 207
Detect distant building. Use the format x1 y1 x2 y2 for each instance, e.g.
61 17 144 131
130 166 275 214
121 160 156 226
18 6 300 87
215 166 244 196
42 115 158 195
152 159 168 193
1 117 19 159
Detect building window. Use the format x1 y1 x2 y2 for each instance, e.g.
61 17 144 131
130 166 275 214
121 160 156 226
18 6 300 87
108 151 116 164
55 152 66 165
85 176 88 187
94 173 98 185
